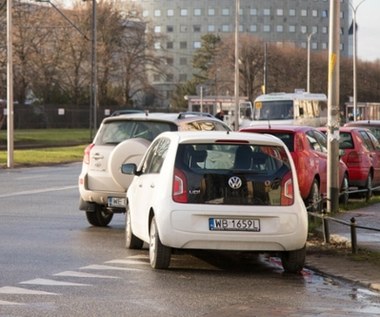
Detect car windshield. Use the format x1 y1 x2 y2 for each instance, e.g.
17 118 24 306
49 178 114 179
175 143 292 205
96 120 176 145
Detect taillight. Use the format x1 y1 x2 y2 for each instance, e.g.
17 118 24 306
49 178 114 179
281 171 294 206
83 144 95 165
172 168 188 203
346 151 361 166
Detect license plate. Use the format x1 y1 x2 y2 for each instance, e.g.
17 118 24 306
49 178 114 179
209 218 260 232
107 197 126 208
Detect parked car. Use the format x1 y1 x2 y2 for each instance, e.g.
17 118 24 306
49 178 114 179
344 120 380 142
122 131 308 273
240 125 349 211
78 112 231 227
320 126 380 200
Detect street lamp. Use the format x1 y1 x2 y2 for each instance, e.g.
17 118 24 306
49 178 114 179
307 31 316 93
234 0 240 131
349 0 368 121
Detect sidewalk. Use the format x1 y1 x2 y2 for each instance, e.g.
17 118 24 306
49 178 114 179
305 202 380 292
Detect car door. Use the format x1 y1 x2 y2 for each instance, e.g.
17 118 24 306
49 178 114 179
305 129 328 195
129 137 170 241
363 131 380 186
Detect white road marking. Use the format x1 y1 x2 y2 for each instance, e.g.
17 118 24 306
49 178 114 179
20 278 91 287
0 299 25 305
54 271 119 279
80 264 143 271
105 259 149 265
0 185 77 198
0 286 58 295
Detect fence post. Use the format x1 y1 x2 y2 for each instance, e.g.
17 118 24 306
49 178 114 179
323 211 330 244
350 217 358 254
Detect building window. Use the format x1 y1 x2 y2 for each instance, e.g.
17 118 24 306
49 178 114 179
166 74 174 82
276 25 284 32
143 10 149 17
154 42 161 49
222 24 230 32
250 8 257 16
276 9 283 16
322 10 328 18
180 9 188 16
166 58 173 65
289 25 296 33
153 74 160 82
249 25 257 32
193 25 201 32
208 8 215 16
263 9 270 16
301 9 307 17
208 25 215 32
222 8 230 16
193 41 201 49
167 9 174 17
289 9 296 16
322 26 328 34
263 25 271 32
154 10 161 17
312 10 318 17
167 42 173 49
180 25 188 32
167 25 174 33
180 41 187 49
312 26 318 34
301 25 307 34
154 26 161 33
194 8 201 16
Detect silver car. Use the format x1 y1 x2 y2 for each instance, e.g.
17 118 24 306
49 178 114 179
78 112 230 227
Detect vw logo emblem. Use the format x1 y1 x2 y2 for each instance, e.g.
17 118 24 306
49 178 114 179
228 176 242 189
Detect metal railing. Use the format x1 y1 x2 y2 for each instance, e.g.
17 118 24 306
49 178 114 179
307 185 380 254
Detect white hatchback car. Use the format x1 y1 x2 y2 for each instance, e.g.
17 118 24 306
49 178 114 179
122 131 308 273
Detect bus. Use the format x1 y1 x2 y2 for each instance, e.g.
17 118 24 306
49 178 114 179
252 91 328 127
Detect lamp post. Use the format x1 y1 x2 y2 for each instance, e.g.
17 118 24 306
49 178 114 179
349 0 368 121
7 0 14 168
234 0 240 131
307 31 316 93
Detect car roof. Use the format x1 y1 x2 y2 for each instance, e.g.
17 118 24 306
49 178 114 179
344 120 380 127
157 131 287 146
241 124 315 133
101 112 225 125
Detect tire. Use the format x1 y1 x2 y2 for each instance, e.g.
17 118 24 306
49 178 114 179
365 173 373 202
281 246 306 274
125 207 143 249
86 204 113 227
339 174 349 206
307 179 321 213
149 216 171 269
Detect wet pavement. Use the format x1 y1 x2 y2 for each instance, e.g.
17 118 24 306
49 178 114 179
306 202 380 292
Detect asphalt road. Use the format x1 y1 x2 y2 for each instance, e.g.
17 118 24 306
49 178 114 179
0 163 379 316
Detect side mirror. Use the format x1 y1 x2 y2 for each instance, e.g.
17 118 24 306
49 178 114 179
121 163 139 175
339 149 345 157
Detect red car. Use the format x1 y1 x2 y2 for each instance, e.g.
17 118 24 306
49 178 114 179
326 126 380 200
241 125 349 211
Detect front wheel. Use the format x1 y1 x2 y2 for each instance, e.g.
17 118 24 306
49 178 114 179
86 204 113 227
149 216 171 269
281 246 306 274
125 207 143 249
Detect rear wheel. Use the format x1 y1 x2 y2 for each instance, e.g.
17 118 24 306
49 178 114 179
365 174 373 201
125 207 143 249
307 179 321 212
281 246 306 274
86 204 113 227
149 216 171 269
339 174 349 206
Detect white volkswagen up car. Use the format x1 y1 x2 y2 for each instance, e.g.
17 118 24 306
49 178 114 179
122 131 308 273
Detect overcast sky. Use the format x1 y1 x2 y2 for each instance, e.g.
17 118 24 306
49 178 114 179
353 0 380 61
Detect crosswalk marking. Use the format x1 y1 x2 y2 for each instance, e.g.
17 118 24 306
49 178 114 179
0 286 58 295
20 278 91 287
80 264 143 271
54 271 119 279
105 259 148 265
0 299 25 305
